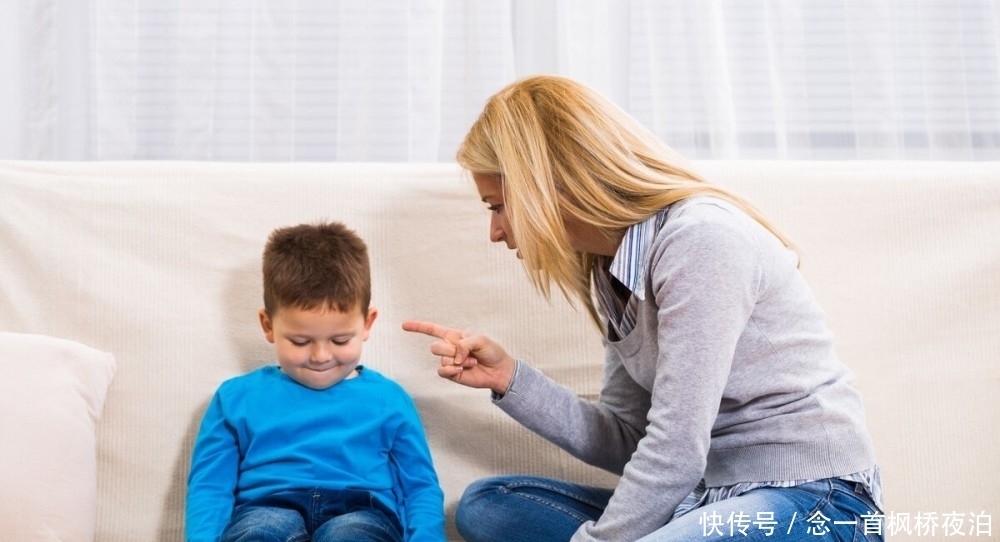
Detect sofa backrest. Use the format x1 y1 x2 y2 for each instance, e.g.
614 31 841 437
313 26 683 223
2 160 997 541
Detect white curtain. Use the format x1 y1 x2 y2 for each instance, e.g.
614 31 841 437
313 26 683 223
2 0 998 161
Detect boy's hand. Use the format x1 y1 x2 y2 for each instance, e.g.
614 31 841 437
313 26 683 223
402 320 516 395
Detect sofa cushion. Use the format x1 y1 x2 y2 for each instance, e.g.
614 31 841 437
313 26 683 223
0 332 116 542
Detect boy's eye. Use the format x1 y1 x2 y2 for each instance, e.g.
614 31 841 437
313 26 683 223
288 337 350 346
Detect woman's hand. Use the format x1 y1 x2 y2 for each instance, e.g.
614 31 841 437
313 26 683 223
402 320 516 395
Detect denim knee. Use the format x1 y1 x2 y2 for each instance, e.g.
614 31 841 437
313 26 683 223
456 476 614 542
314 509 402 542
455 478 503 541
221 505 307 542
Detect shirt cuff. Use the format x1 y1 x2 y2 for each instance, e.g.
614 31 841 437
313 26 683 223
490 359 521 402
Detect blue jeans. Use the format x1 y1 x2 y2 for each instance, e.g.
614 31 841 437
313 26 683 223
456 476 884 542
220 488 403 542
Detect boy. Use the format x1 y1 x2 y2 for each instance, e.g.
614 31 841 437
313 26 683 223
186 222 445 542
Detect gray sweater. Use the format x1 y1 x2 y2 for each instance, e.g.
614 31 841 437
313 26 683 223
495 197 877 542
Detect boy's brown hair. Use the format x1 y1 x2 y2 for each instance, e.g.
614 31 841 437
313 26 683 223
261 221 370 315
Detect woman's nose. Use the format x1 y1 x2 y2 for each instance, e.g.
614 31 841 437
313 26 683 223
489 215 505 243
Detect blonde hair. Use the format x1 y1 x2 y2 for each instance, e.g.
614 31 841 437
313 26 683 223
457 75 793 326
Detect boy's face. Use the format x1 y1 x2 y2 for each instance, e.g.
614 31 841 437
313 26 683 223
259 304 378 390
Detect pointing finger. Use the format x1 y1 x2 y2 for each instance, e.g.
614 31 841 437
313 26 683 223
402 320 467 343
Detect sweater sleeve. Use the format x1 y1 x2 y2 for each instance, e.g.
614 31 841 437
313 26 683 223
186 391 240 542
572 204 765 541
494 354 650 475
389 391 446 542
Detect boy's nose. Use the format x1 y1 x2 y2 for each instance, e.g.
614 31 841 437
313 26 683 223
310 343 332 362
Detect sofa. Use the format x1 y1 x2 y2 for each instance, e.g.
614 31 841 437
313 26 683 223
1 160 997 542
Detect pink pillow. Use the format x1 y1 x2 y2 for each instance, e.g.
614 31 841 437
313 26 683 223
0 333 116 542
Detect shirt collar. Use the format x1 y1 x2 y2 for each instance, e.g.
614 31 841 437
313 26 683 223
607 209 669 301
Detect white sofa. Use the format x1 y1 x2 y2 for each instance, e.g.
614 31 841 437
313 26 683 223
1 160 998 542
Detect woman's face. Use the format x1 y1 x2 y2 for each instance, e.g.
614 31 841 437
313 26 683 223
473 171 620 257
473 172 518 255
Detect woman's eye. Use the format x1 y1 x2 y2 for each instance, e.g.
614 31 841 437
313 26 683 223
487 204 504 214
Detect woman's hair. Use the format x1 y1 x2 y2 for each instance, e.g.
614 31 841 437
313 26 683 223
456 74 793 326
262 221 371 316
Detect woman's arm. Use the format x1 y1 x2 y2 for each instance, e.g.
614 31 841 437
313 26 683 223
403 322 650 474
492 354 650 474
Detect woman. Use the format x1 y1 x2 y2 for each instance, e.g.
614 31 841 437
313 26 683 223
404 75 883 542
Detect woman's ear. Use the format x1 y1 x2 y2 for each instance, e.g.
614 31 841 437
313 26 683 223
258 308 275 344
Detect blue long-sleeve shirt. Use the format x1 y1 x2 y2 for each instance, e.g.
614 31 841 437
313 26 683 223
186 365 444 542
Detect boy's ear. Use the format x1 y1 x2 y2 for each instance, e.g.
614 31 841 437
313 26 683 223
362 307 379 341
258 308 275 343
